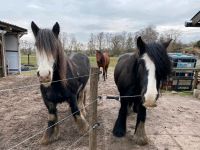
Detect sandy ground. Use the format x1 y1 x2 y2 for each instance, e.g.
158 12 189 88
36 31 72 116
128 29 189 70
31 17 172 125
1 70 200 150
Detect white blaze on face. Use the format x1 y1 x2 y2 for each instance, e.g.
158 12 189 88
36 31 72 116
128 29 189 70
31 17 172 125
36 50 55 86
142 53 158 108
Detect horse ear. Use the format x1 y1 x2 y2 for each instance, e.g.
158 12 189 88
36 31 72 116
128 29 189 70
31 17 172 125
52 22 60 38
137 36 146 56
31 21 39 37
162 39 172 49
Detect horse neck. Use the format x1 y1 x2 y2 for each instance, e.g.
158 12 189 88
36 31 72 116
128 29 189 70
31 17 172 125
100 54 105 63
52 52 67 86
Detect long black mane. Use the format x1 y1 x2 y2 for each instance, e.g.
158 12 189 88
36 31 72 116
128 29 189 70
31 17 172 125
144 43 171 80
35 29 67 85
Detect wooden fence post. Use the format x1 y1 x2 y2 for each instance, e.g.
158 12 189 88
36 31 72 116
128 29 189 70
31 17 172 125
89 67 99 150
193 70 199 90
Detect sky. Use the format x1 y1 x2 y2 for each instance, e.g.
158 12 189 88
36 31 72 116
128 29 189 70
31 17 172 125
0 0 200 44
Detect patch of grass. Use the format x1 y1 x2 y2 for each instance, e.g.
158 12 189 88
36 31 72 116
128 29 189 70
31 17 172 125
20 54 118 68
21 70 37 76
21 55 36 66
89 56 118 68
161 89 193 96
178 91 193 96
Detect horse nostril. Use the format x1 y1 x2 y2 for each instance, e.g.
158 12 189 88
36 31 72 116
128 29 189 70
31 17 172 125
48 71 51 76
37 71 40 77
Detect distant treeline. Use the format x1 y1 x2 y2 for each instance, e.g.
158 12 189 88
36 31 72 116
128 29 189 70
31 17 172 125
20 25 196 56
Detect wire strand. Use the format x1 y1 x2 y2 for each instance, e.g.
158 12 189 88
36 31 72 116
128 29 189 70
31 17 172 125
66 123 100 150
7 97 100 150
0 73 99 93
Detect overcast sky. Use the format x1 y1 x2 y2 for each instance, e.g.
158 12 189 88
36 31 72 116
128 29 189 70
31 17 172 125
0 0 200 44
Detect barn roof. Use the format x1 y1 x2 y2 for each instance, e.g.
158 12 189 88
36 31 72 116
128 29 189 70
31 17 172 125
0 20 27 34
185 11 200 27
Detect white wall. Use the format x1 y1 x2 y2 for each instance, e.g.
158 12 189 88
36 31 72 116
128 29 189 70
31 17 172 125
4 34 20 74
5 34 18 51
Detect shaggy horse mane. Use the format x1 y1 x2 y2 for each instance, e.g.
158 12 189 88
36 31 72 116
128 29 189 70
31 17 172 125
144 42 171 80
35 29 67 85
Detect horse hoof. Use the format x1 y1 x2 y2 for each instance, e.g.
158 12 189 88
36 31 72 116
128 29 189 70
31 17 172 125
40 133 59 145
133 134 148 145
39 127 60 145
76 115 89 134
112 127 126 137
40 135 50 145
79 122 89 134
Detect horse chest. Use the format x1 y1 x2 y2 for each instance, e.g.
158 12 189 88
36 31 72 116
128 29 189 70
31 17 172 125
41 85 73 103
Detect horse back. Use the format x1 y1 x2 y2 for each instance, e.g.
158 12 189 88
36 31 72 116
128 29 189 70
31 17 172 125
103 52 110 67
69 53 90 87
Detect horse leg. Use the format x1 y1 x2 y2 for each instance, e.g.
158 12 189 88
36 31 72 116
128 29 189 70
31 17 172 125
105 65 108 79
70 94 89 134
127 102 133 116
77 89 87 118
98 67 100 81
40 101 59 145
103 67 106 81
133 104 148 145
113 98 128 137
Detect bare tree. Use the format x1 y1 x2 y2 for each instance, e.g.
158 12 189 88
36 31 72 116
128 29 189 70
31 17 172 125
105 33 112 49
135 25 159 43
163 29 181 42
96 32 104 50
60 32 68 50
87 33 96 55
159 29 182 51
111 34 123 55
120 31 127 52
74 42 84 52
20 40 34 55
126 32 135 53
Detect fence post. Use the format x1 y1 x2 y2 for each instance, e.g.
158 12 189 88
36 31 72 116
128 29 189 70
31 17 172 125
193 70 199 90
89 67 99 150
28 54 30 65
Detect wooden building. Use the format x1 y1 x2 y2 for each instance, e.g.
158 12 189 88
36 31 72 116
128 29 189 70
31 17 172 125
185 11 200 27
0 21 27 77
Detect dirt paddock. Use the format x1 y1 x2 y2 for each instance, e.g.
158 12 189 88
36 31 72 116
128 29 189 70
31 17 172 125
1 70 200 150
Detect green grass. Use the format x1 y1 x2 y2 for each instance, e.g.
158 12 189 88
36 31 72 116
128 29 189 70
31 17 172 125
20 55 118 76
178 91 193 96
21 70 37 76
89 57 118 68
20 55 118 68
21 55 36 66
160 89 193 96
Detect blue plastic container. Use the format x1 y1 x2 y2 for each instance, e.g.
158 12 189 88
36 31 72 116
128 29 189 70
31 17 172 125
168 53 197 90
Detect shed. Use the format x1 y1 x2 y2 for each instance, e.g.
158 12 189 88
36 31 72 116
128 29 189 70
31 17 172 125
185 11 200 27
0 21 27 77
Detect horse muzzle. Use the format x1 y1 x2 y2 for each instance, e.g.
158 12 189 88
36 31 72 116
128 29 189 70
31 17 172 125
143 100 157 108
37 71 52 87
142 94 158 108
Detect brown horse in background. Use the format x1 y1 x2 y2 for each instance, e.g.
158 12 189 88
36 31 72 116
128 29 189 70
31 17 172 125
96 50 110 81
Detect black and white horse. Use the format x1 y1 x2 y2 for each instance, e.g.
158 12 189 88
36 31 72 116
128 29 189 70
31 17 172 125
31 21 90 144
113 36 171 145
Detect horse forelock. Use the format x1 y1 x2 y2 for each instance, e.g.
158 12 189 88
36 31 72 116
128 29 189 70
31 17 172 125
35 29 58 59
145 43 171 80
35 29 67 86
